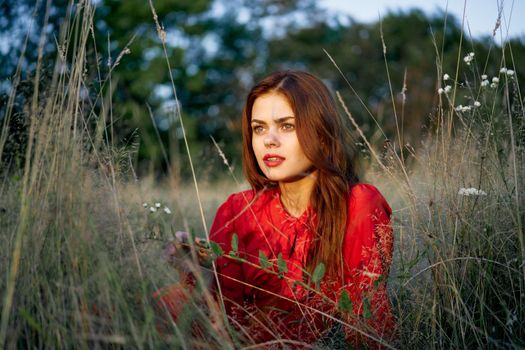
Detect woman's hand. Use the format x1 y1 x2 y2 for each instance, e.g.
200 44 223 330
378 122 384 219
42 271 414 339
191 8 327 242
163 231 212 268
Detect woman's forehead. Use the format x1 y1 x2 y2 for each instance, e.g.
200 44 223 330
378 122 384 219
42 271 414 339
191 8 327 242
251 93 294 121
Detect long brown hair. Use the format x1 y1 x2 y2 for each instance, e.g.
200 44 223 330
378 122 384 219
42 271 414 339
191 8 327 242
241 70 358 278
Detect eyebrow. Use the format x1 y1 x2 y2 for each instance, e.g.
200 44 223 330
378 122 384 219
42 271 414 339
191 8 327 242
251 116 295 124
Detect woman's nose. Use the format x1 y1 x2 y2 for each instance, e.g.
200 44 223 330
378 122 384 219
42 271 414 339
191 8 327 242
264 130 280 148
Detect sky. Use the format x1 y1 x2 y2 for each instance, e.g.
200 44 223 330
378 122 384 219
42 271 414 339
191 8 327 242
319 0 525 40
2 1 523 55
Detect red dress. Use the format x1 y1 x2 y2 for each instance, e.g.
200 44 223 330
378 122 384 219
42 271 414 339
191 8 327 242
156 183 395 347
210 184 395 345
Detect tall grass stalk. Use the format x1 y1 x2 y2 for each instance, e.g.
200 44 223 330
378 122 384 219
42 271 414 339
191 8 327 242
364 14 523 347
0 0 54 344
145 1 234 347
1 0 524 348
0 1 228 347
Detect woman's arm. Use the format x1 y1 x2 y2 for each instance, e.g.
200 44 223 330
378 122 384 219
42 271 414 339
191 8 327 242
152 194 246 329
209 193 246 313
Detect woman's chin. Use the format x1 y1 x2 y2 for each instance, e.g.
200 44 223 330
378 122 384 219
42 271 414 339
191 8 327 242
263 174 283 182
264 173 310 184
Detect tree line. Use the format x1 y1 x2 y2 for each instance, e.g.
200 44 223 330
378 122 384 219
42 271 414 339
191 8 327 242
1 0 524 180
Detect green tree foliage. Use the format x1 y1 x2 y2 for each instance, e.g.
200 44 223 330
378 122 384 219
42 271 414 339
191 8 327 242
267 9 525 151
89 0 318 179
0 0 70 171
2 2 524 178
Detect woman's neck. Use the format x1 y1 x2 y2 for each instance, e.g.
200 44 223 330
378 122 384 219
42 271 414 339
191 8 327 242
278 171 318 217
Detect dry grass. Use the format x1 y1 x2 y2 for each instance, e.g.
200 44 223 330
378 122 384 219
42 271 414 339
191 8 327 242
0 0 524 349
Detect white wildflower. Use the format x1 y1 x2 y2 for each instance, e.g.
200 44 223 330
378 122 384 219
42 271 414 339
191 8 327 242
474 101 481 107
438 88 444 94
507 69 515 76
492 77 499 83
481 74 488 80
155 202 161 208
444 85 452 93
163 207 172 214
481 80 490 87
143 202 148 208
464 52 475 65
500 67 508 74
455 105 472 113
150 207 157 212
458 187 487 196
443 73 450 81
490 82 498 88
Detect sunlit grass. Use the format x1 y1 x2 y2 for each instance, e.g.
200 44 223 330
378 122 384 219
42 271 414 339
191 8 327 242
0 0 523 348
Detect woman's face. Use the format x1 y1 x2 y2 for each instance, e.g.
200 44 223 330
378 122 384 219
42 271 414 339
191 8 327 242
250 93 315 182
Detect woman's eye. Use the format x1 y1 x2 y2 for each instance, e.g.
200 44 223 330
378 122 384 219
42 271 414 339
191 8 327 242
281 123 295 131
252 125 264 134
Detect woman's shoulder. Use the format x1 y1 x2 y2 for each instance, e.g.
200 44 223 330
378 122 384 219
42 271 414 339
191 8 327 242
219 186 276 211
210 187 276 237
223 188 256 203
211 189 257 238
347 183 391 214
348 183 385 200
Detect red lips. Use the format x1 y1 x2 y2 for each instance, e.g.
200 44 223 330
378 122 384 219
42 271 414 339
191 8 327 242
263 154 285 167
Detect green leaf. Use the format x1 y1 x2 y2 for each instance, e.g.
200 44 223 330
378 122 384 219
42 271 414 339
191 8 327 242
210 240 223 258
19 308 43 334
373 275 384 289
259 250 270 270
277 253 288 275
312 262 326 284
338 290 353 314
363 296 372 320
230 233 238 256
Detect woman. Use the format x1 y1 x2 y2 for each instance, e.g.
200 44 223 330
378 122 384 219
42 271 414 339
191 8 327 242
156 70 395 348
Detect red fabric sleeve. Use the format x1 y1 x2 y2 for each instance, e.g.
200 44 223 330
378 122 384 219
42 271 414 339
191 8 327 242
209 194 246 313
151 194 247 335
341 184 395 346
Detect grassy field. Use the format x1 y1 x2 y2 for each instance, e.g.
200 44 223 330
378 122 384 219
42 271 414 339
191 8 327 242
0 1 524 348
